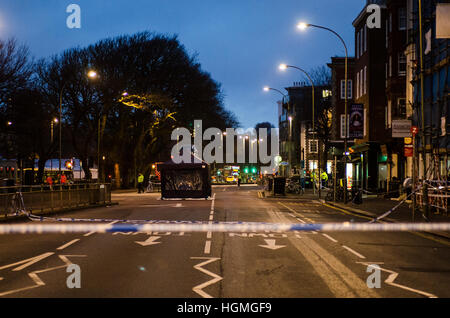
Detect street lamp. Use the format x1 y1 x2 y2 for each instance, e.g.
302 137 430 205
263 86 286 98
263 86 290 176
297 22 349 202
279 64 319 195
87 70 98 79
51 118 58 143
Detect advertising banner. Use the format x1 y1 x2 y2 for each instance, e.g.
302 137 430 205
349 104 364 139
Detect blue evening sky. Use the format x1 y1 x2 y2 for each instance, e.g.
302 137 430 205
0 0 363 129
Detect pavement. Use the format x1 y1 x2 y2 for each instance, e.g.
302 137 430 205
0 184 449 298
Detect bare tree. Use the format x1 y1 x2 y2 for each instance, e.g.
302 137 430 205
0 38 32 103
309 65 331 86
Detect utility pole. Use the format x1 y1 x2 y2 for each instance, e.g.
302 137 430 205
418 0 429 219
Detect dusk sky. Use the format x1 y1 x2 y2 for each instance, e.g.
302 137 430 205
0 0 363 129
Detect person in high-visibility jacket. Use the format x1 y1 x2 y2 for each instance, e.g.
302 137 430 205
320 171 328 189
137 173 145 193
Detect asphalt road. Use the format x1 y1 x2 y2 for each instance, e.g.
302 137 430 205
0 185 449 298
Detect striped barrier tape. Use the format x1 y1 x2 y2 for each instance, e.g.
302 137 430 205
0 222 450 234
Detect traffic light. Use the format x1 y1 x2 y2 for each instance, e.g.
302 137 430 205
243 167 249 174
251 167 257 174
65 160 73 170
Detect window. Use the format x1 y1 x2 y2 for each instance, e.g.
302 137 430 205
309 140 318 153
398 52 406 76
398 98 406 116
389 13 392 32
356 72 360 98
360 70 363 97
356 31 359 58
340 114 349 138
360 29 363 57
341 79 352 99
398 7 407 30
364 25 367 52
385 63 388 87
386 18 389 48
389 55 392 77
387 100 392 128
364 66 367 95
309 160 318 171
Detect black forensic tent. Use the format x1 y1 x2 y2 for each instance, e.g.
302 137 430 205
159 156 212 199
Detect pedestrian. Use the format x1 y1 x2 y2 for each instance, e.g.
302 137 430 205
61 173 67 185
320 171 328 189
46 175 53 190
237 175 241 188
137 173 144 193
300 169 305 191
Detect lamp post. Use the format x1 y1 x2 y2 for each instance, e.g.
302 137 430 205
263 86 290 176
58 83 67 180
279 64 321 197
298 22 349 202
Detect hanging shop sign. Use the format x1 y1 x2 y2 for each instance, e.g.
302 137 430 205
392 120 412 138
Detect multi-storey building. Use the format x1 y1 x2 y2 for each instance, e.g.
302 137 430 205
327 57 355 183
278 82 331 177
409 0 449 182
351 0 390 192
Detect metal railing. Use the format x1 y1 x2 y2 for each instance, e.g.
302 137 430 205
0 183 112 217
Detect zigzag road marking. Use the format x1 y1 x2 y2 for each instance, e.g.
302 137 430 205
0 255 86 297
358 261 437 298
191 257 222 298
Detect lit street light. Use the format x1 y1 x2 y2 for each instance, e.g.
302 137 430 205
297 21 349 202
279 64 320 193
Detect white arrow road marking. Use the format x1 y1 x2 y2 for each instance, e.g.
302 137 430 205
259 239 286 250
191 257 222 298
135 236 161 246
0 252 54 272
0 255 86 297
358 262 437 298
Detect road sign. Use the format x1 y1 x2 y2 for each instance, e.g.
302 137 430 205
411 126 419 136
392 120 412 138
404 145 413 157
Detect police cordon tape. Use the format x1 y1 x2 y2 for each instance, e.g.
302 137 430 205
0 221 450 234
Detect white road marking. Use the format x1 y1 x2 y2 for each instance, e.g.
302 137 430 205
84 220 119 237
203 194 215 253
191 257 222 298
56 239 80 251
267 205 378 298
357 262 437 298
342 245 366 259
296 218 306 224
0 255 86 297
204 241 211 254
135 236 161 246
259 239 286 250
322 233 338 243
0 252 54 271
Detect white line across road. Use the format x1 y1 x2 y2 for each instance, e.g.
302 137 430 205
322 233 338 243
56 239 80 251
342 245 366 259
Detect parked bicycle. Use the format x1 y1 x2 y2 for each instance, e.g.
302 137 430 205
325 186 352 202
286 179 304 195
